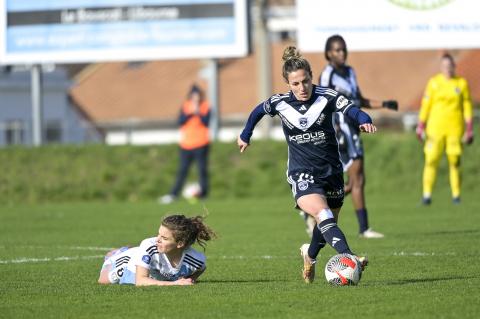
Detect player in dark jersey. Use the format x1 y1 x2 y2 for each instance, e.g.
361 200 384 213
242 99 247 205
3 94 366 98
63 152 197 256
318 34 398 239
237 46 375 283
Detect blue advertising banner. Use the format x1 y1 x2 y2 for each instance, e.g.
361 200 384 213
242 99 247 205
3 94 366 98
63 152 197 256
0 0 249 63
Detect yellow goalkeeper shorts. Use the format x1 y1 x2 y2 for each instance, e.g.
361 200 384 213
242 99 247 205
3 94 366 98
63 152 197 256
424 134 462 159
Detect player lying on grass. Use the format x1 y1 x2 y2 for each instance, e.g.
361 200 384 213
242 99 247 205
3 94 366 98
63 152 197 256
237 46 372 283
98 214 216 286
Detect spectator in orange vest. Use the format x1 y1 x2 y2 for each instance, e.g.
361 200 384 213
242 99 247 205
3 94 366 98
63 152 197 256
159 85 211 204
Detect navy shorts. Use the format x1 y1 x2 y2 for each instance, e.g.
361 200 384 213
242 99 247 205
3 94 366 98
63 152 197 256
287 171 345 209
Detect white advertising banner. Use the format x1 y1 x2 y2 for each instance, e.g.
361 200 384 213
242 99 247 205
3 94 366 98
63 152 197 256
297 0 480 52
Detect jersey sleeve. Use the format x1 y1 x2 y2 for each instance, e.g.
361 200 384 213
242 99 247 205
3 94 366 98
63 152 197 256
184 249 207 275
333 94 354 114
461 78 473 122
263 95 280 116
135 238 157 270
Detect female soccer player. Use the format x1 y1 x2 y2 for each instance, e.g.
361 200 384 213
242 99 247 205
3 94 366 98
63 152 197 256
416 53 474 205
237 46 374 283
98 214 216 286
317 34 398 239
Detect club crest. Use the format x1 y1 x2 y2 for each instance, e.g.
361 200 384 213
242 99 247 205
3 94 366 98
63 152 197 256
299 117 308 128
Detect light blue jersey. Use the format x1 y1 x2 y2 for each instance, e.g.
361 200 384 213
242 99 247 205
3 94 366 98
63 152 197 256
119 237 206 285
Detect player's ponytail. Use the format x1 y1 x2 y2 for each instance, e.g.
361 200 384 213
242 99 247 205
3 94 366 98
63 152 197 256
189 216 216 249
282 46 312 82
161 214 216 250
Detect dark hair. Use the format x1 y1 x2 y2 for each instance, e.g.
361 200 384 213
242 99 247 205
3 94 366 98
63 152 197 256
324 34 347 61
188 84 204 101
161 214 216 250
441 52 455 65
282 46 312 82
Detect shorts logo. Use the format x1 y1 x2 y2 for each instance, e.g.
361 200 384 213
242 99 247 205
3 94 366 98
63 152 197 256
336 96 349 109
299 117 308 128
142 255 151 264
297 173 314 191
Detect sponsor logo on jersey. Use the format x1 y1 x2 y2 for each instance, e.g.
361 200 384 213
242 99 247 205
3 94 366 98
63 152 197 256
288 131 326 144
336 95 349 109
142 255 151 264
316 113 326 125
299 117 308 128
299 105 307 111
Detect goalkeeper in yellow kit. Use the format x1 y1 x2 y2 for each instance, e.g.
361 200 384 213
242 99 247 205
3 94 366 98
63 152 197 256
416 53 474 205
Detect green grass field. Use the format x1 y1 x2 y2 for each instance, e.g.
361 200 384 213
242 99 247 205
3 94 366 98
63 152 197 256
1 187 479 318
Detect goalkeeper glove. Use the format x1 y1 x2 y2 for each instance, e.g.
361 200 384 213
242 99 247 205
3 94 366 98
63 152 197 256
382 100 398 111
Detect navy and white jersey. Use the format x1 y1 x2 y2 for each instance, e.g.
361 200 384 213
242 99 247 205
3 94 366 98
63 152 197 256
240 84 373 178
319 64 363 135
319 64 361 106
119 237 206 285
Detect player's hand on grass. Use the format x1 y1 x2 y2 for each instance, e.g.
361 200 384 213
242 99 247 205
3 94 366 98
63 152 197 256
416 121 425 142
237 136 249 153
359 123 377 133
174 278 194 286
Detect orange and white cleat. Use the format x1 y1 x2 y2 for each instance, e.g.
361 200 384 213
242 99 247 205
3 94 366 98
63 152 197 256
355 255 369 271
300 244 316 283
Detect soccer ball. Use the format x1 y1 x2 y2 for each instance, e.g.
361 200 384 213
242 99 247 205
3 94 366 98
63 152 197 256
324 253 362 286
182 182 201 199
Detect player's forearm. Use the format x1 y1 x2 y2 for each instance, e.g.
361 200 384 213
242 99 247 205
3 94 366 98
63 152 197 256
239 103 266 143
346 106 372 125
466 120 473 133
135 276 181 286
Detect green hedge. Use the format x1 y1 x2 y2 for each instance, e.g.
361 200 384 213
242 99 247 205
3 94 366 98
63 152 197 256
0 129 478 203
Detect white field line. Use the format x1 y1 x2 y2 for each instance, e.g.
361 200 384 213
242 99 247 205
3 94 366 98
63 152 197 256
0 245 115 251
0 255 104 264
0 250 457 265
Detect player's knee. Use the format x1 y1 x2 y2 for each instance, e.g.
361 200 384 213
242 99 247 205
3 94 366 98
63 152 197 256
315 208 335 223
425 156 440 168
447 155 460 168
351 173 365 188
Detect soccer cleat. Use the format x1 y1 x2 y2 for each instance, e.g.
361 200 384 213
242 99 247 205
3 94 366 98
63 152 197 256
421 197 432 206
158 194 176 205
452 197 461 204
300 244 316 283
359 228 385 239
355 255 369 271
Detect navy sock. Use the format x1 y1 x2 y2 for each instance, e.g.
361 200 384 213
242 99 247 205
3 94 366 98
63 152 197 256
319 218 352 254
356 208 369 233
308 224 326 259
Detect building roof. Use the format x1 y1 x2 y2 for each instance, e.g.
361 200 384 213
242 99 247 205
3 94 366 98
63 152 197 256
69 43 480 126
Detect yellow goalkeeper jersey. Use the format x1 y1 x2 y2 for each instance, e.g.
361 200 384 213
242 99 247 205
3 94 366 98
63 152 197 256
419 73 473 137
